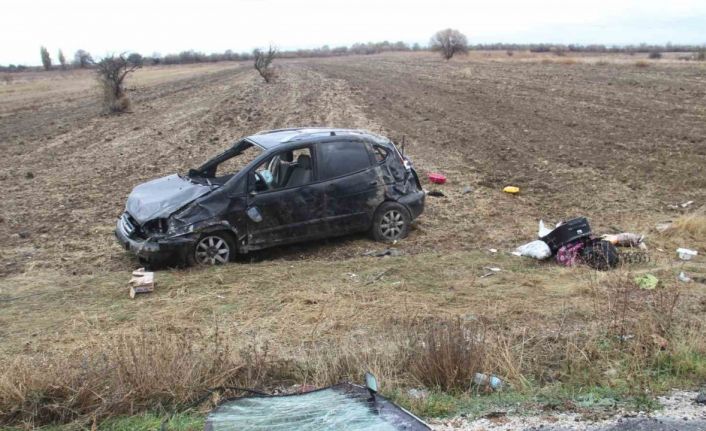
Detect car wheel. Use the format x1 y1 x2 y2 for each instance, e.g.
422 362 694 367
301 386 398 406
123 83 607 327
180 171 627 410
371 202 411 243
190 232 235 266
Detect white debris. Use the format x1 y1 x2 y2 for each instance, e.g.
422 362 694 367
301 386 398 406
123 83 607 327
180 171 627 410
128 267 155 298
513 240 552 260
677 248 698 261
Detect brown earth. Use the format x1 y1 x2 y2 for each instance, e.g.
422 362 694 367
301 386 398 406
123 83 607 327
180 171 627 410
0 51 704 357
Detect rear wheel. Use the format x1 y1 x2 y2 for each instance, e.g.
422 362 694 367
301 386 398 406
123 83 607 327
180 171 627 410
371 202 411 242
188 232 235 266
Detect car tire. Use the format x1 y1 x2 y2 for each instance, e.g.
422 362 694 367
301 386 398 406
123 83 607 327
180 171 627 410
187 231 236 266
371 202 411 243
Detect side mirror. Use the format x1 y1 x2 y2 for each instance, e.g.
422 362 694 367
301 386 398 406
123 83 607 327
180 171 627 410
187 168 201 177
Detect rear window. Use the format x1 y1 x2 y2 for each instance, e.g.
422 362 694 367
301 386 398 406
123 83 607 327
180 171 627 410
317 141 371 180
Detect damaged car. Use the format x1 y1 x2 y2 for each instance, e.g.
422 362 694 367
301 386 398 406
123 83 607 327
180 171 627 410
115 128 424 266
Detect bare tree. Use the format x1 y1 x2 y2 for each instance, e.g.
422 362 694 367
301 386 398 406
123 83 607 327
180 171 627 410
74 49 93 68
40 46 52 71
253 45 277 83
95 54 141 113
58 49 67 70
430 29 468 60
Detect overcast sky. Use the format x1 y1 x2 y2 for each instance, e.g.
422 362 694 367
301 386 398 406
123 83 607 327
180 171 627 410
3 0 705 65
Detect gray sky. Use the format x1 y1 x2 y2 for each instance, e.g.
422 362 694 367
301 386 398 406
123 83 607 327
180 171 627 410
3 0 705 65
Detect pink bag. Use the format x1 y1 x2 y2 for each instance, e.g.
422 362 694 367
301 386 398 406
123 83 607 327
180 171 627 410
556 241 584 266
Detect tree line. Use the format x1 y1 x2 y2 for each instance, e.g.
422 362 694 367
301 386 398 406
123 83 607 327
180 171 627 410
4 39 705 72
2 41 422 72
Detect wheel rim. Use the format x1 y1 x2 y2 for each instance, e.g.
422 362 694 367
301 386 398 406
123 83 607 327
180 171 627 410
195 235 230 265
380 210 405 240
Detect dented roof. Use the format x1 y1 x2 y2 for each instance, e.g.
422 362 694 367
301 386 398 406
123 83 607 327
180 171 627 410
246 127 385 149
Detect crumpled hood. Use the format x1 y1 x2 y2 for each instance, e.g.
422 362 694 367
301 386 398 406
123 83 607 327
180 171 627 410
126 174 211 225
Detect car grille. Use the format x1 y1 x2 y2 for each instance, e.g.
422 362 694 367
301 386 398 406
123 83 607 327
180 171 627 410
118 213 137 237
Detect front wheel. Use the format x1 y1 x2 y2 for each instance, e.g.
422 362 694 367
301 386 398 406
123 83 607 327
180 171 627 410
371 202 411 243
188 232 235 266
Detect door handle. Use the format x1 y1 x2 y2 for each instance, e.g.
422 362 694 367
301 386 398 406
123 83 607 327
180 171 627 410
369 180 378 186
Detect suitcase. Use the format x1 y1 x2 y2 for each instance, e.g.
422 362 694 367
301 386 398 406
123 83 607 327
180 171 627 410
541 217 591 253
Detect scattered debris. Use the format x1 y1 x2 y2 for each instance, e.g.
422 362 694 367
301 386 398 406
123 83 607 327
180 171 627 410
25 172 34 179
473 373 504 391
538 220 552 237
503 186 520 194
364 248 402 258
427 172 446 184
366 268 393 285
655 221 673 232
427 190 445 197
17 230 30 239
669 200 695 209
128 268 155 298
678 271 692 283
513 240 551 260
488 248 498 253
634 274 659 290
480 267 501 278
601 232 646 249
519 217 631 270
676 248 698 261
462 185 473 194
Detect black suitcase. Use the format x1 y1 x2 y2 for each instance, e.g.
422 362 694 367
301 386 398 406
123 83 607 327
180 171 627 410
541 217 591 253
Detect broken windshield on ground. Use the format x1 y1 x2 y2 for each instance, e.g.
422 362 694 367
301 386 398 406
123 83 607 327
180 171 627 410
205 384 430 431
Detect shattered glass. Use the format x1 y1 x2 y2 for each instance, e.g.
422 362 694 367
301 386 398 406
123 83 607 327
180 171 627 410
205 384 429 431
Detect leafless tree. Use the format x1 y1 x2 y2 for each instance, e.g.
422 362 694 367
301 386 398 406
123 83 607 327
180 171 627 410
430 29 468 60
253 45 277 83
40 46 52 71
95 54 141 113
58 49 67 69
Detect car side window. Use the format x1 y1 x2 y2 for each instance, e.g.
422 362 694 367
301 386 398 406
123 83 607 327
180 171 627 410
317 141 371 181
373 145 389 163
250 147 314 192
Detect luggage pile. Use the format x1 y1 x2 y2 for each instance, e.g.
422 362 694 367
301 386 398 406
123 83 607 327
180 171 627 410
514 217 645 270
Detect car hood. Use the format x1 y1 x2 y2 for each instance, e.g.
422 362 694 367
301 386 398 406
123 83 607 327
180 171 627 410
126 174 212 225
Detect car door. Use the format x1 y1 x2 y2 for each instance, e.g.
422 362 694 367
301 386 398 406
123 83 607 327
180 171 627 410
316 140 384 235
245 146 327 249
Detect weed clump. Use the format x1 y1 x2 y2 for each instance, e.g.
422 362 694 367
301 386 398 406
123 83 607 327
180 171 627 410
410 318 486 392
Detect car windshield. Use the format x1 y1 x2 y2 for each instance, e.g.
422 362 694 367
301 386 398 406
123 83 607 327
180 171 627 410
189 140 263 186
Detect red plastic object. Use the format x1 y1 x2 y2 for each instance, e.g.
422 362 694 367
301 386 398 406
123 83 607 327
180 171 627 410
427 172 447 184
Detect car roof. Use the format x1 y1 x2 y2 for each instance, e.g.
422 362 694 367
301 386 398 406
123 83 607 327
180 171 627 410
245 127 389 149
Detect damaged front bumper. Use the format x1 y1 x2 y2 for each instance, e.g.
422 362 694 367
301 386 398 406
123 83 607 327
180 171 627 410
115 213 195 264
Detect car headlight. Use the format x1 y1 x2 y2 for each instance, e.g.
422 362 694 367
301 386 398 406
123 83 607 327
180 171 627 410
167 218 195 236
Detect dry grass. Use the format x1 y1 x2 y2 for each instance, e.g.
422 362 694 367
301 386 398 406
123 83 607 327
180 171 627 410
3 267 705 428
670 213 706 238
